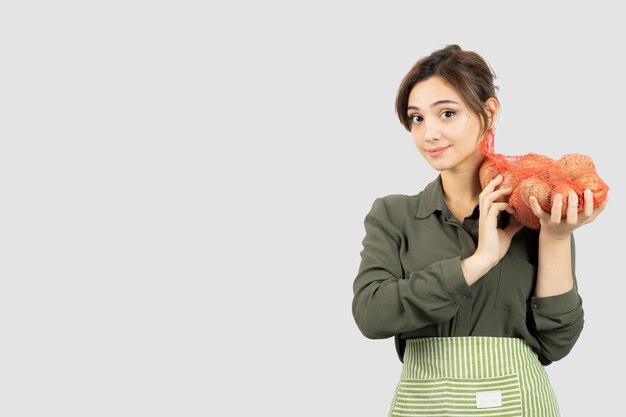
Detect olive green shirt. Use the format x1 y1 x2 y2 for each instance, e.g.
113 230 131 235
352 174 584 366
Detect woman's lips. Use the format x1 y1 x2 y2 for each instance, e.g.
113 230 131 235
427 146 449 157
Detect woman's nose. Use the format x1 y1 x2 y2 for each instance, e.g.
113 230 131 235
424 121 442 142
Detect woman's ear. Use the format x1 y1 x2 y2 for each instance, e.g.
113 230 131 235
484 97 499 129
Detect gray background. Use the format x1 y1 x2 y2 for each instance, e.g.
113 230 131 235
0 1 622 416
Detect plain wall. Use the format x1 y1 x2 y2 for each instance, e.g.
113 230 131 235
0 1 622 416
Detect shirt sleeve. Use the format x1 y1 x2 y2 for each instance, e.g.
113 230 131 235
529 234 584 365
352 197 474 339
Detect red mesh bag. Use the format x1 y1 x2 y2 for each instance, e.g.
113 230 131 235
479 129 609 229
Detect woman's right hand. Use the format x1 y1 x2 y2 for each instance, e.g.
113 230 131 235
461 174 524 286
475 174 524 268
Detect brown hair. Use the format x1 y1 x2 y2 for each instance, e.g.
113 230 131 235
395 44 499 137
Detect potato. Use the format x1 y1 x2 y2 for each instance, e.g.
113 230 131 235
508 177 551 230
519 177 551 209
508 188 540 229
479 158 499 189
513 153 556 189
477 135 608 228
515 153 555 175
557 154 595 181
479 157 515 202
575 172 609 207
550 183 580 216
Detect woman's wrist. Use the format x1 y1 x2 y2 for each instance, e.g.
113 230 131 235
539 230 572 243
461 253 495 286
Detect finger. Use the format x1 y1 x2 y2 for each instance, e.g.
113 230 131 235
529 196 547 219
487 202 512 218
583 189 593 217
491 186 514 197
505 204 517 215
504 218 524 237
591 197 609 218
581 197 608 225
482 174 504 194
565 192 578 224
483 187 513 204
551 194 563 223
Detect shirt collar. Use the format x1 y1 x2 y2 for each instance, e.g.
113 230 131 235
415 174 446 219
415 174 480 221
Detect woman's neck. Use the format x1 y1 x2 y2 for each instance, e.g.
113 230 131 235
441 169 482 209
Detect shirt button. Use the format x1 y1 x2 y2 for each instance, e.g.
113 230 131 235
532 303 538 309
462 295 468 300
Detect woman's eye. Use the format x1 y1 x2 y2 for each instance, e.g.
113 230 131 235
442 110 455 118
409 115 422 123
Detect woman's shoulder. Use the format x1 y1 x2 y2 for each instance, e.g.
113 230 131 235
367 191 423 224
376 192 420 208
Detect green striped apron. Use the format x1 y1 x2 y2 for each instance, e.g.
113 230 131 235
388 337 560 417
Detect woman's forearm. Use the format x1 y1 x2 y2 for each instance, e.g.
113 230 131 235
534 232 574 298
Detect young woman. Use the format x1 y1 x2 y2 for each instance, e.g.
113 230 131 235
352 44 607 416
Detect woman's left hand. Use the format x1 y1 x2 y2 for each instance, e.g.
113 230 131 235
529 189 608 240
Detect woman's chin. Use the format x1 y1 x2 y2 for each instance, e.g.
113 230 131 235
425 160 451 172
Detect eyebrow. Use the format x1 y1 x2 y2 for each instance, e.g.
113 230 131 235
407 100 460 112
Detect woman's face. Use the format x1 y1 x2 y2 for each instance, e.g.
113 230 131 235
407 76 486 174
